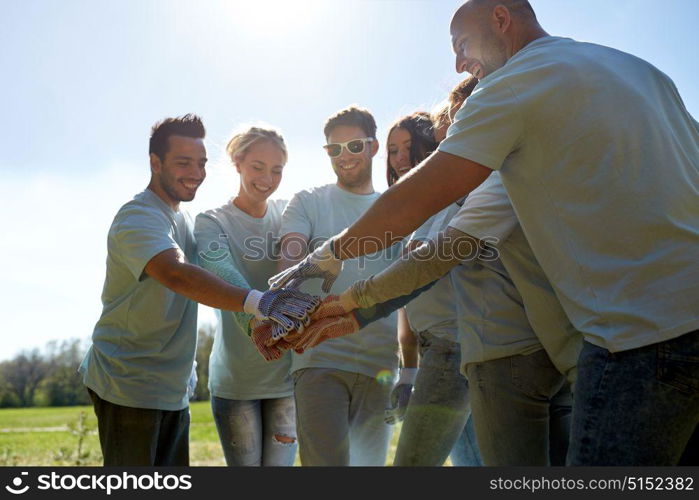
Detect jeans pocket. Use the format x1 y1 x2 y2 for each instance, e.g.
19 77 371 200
510 351 563 399
656 338 699 396
291 369 306 387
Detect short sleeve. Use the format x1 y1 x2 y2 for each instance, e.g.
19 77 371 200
194 213 252 291
112 207 179 280
448 171 519 243
194 213 230 263
438 77 524 171
409 219 433 246
280 192 312 238
194 213 254 334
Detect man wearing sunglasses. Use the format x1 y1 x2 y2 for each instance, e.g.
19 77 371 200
276 106 401 466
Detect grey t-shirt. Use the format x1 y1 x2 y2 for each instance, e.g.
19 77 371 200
404 204 461 342
195 199 293 400
449 172 581 384
280 184 400 380
80 189 198 411
440 36 699 351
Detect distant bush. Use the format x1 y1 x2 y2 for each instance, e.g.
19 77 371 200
0 325 215 407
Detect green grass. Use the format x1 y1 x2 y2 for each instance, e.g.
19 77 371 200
0 403 407 466
0 406 102 466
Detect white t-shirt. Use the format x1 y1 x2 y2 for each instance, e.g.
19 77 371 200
440 36 699 351
280 184 400 379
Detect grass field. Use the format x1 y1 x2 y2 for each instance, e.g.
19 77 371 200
0 402 403 466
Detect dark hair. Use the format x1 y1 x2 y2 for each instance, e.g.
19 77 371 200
149 114 206 161
386 111 438 187
323 105 377 141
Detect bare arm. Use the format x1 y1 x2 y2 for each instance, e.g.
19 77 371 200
397 309 418 369
334 152 491 259
144 248 248 311
397 240 420 369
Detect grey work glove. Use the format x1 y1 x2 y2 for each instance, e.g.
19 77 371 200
268 238 342 293
384 368 417 425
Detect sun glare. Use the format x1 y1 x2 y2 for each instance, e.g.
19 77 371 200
226 0 324 35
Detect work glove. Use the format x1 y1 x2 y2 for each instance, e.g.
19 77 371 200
268 238 342 293
243 288 320 339
384 368 417 425
310 292 359 320
286 312 361 353
250 319 297 361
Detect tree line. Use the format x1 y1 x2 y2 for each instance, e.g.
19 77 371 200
0 325 215 408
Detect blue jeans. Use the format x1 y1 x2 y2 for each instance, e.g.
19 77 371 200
450 414 482 466
393 332 481 466
87 388 189 466
567 331 699 465
293 368 393 466
211 396 297 466
466 349 572 466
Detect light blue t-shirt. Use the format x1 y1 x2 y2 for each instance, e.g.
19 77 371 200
449 172 581 384
194 199 293 400
80 189 198 411
440 36 699 351
403 203 461 342
280 184 400 380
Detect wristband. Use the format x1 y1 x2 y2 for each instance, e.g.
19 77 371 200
397 367 418 385
243 289 264 319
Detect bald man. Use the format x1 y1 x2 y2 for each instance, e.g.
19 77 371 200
270 0 699 465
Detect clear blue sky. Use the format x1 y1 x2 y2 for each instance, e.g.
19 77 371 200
1 0 698 360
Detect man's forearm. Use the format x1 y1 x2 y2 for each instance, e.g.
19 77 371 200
157 261 249 311
334 151 491 260
199 253 255 333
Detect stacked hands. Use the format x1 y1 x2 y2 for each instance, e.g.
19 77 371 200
250 293 360 361
249 237 360 361
249 240 414 425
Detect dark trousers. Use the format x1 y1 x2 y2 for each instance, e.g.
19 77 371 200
88 388 190 466
567 330 699 465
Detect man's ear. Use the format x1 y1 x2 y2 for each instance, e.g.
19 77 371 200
369 139 380 158
492 5 512 34
150 153 162 174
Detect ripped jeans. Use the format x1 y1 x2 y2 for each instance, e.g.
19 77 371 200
211 396 297 466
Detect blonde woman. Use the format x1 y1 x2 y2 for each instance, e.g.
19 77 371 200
195 126 296 466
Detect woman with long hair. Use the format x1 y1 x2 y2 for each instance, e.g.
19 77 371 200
383 109 481 466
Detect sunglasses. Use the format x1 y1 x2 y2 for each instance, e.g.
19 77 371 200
323 138 374 158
